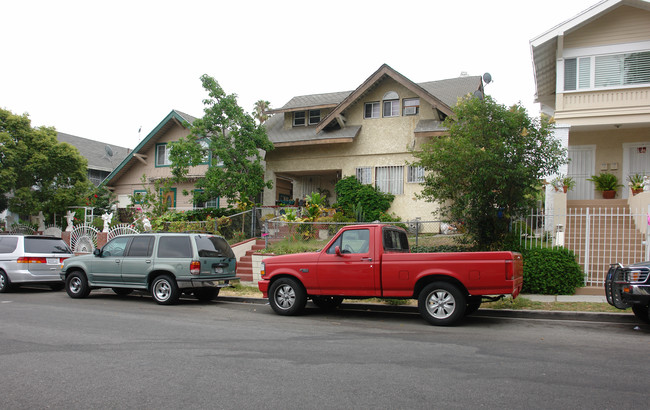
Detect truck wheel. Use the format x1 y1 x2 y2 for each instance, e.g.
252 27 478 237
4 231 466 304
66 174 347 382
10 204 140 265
151 274 180 305
269 278 307 316
631 304 650 324
465 296 482 316
0 270 12 293
194 288 220 302
66 271 91 299
312 296 344 311
418 282 466 326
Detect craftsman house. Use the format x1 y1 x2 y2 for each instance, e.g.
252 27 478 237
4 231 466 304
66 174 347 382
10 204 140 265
262 64 483 221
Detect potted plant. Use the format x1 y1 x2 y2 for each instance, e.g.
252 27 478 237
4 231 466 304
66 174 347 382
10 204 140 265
588 173 623 199
551 174 576 193
628 173 645 196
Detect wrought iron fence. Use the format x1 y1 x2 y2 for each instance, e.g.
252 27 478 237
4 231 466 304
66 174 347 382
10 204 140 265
517 207 650 286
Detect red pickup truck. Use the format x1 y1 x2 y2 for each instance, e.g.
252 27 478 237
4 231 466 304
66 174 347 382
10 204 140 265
258 224 523 326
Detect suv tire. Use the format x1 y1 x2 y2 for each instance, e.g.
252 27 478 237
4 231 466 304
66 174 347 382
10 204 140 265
151 274 180 305
66 271 91 298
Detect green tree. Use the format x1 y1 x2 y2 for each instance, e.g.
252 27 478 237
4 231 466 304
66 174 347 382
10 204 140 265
0 108 91 218
334 176 394 221
413 96 566 250
169 75 274 204
253 100 271 125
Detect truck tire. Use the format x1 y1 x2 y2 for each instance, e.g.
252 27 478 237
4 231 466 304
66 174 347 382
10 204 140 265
631 304 650 324
66 271 91 299
194 288 220 302
418 282 466 326
465 296 482 316
312 296 344 311
269 277 307 316
151 274 180 305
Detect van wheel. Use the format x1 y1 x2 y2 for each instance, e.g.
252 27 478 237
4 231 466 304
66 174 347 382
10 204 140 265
151 274 180 305
66 271 91 298
194 288 220 302
312 296 344 311
418 282 466 326
632 304 650 324
269 278 307 316
0 270 12 293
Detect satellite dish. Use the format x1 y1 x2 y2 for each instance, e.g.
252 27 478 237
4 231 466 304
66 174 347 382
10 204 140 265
105 145 113 157
483 72 492 84
473 90 484 100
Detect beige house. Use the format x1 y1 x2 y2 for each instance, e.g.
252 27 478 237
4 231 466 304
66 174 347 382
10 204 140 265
531 0 650 201
263 64 483 221
103 110 222 211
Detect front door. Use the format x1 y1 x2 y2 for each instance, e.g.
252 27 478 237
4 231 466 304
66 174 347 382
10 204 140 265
316 228 378 296
623 142 650 199
89 236 130 284
568 145 596 200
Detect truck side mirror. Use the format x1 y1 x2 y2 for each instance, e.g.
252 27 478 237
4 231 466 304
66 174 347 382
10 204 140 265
335 246 343 257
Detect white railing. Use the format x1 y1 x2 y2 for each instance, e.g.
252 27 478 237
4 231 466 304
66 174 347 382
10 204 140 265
519 207 649 286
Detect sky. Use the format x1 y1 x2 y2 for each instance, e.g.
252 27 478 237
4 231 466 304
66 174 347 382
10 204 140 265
1 0 600 150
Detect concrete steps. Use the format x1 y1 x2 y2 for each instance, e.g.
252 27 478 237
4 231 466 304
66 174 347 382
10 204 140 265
236 239 266 282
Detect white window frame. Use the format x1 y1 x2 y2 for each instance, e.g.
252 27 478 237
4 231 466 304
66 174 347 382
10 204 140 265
403 98 420 116
308 109 321 125
376 166 403 195
156 143 172 167
383 100 399 117
356 167 372 185
293 111 306 126
364 102 380 119
407 166 425 183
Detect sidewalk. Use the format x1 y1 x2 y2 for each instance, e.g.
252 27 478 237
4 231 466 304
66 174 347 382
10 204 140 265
522 294 608 303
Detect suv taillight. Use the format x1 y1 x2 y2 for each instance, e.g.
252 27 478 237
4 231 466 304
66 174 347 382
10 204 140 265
17 257 47 263
190 260 201 275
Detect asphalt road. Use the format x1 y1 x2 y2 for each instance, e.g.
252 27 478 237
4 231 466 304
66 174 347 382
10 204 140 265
1 288 648 410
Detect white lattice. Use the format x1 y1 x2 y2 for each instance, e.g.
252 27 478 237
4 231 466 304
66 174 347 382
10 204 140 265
44 225 62 237
108 224 140 240
70 225 99 253
9 224 36 234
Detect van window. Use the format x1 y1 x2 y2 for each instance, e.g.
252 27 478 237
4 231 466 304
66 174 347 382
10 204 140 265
195 236 235 258
0 237 19 253
157 236 192 258
24 237 71 254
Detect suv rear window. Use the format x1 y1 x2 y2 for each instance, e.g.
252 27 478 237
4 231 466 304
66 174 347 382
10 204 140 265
195 236 235 258
157 236 192 258
24 237 71 254
0 237 19 253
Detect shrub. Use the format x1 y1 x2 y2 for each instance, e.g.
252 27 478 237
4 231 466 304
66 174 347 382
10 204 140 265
411 245 475 253
520 247 584 295
334 176 394 221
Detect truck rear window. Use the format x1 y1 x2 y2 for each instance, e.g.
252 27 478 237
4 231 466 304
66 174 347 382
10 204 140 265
195 236 235 258
24 237 71 254
383 229 409 252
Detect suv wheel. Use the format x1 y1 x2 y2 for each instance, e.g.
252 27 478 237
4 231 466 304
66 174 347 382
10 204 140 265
66 271 91 298
151 274 180 305
0 270 11 293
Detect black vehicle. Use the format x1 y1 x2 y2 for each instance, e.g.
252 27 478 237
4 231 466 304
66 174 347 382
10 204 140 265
605 262 650 324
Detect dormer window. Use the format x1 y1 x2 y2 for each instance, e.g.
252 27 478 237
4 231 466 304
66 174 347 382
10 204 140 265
309 109 321 125
293 111 306 126
382 91 399 117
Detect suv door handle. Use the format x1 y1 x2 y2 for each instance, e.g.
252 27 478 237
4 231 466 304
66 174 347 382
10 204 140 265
115 260 120 264
361 257 372 262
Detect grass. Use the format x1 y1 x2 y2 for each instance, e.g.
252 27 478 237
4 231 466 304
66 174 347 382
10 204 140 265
221 284 626 313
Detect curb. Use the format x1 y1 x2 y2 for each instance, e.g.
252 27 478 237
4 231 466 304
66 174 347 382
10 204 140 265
218 296 638 324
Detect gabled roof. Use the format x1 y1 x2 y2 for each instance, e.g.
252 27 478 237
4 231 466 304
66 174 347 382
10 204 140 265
57 132 129 172
266 91 352 114
102 109 197 187
530 0 650 106
316 64 473 133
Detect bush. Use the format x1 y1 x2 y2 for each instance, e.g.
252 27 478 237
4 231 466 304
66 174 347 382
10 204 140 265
520 247 584 295
411 245 475 253
334 176 394 221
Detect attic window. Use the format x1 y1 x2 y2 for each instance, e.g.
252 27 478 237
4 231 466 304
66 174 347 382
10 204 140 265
382 91 399 117
293 111 306 126
403 98 420 116
309 110 321 125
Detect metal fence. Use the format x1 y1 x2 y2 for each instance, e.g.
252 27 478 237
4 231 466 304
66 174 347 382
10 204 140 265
518 207 649 286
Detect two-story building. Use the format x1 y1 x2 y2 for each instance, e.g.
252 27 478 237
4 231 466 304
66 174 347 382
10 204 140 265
531 0 650 201
263 64 483 221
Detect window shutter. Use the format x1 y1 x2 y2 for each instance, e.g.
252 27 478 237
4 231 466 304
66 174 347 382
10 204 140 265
564 58 577 91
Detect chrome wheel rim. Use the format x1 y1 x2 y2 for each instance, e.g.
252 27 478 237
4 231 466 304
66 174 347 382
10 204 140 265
153 279 170 302
426 290 456 319
274 284 296 310
69 276 82 294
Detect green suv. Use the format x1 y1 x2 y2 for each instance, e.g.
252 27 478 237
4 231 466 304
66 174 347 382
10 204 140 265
61 233 238 304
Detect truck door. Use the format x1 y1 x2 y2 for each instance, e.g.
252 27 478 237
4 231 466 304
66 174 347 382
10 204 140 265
317 228 378 296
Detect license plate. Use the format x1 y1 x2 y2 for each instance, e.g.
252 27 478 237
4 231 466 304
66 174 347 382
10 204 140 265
214 267 223 274
47 258 59 265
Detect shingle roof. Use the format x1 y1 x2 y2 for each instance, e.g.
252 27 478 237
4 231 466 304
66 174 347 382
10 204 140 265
264 114 360 146
274 91 353 111
57 132 130 172
418 76 482 107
